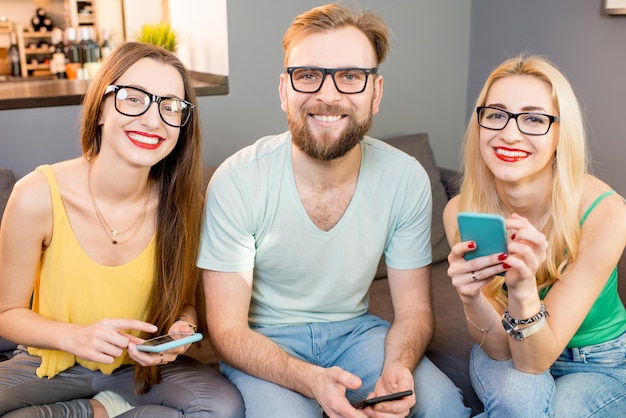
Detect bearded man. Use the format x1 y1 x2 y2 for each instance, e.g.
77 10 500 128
197 4 469 418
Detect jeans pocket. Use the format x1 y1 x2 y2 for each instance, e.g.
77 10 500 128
580 332 626 366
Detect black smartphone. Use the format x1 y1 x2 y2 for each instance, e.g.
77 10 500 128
351 390 413 409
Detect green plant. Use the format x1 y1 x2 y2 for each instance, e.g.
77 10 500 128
135 23 179 52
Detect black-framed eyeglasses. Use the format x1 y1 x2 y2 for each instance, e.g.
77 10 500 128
476 106 559 136
286 66 378 94
104 85 195 128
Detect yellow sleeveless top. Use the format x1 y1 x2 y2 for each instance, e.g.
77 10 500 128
29 165 156 378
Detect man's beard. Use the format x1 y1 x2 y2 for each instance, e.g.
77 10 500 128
288 104 373 162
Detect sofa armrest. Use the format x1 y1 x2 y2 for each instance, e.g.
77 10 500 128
438 167 460 200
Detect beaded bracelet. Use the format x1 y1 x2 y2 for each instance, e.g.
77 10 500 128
503 302 546 326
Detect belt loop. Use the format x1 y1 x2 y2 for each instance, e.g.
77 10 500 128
570 347 586 363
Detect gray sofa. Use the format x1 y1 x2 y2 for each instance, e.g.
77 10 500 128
1 134 625 416
0 167 17 361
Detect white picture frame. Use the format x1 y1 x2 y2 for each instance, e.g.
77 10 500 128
601 0 626 15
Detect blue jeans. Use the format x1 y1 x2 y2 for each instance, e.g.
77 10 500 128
470 331 626 418
220 314 470 418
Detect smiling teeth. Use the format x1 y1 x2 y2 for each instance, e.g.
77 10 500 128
313 115 342 122
128 133 159 145
496 148 528 158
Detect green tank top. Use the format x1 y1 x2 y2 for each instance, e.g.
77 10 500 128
540 191 626 347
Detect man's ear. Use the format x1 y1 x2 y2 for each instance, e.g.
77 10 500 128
279 73 289 113
371 74 383 116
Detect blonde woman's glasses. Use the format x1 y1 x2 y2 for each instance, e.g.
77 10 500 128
477 106 559 136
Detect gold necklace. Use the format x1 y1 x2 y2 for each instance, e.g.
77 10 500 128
87 164 150 245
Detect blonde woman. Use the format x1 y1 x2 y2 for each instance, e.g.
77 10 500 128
443 55 626 417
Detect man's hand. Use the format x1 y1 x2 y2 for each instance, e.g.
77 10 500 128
316 366 368 418
365 363 415 417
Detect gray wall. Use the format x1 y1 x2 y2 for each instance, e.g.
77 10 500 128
468 0 626 197
0 0 470 179
2 0 625 199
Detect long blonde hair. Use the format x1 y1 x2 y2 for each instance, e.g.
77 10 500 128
458 54 588 307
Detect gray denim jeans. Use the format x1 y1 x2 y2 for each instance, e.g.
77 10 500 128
0 347 244 418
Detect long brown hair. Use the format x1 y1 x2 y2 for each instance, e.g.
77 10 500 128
80 42 203 392
458 54 588 307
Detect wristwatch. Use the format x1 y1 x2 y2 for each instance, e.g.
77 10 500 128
502 314 546 340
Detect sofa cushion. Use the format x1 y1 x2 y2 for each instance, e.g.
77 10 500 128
383 133 450 264
0 168 16 224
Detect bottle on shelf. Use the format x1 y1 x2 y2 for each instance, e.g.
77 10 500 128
77 27 88 64
9 32 21 77
100 28 112 60
88 27 100 63
64 27 80 64
32 8 53 32
78 26 99 64
50 27 66 79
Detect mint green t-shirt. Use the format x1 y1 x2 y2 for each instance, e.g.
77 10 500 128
197 132 432 326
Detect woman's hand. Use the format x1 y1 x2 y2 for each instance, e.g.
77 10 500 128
127 320 196 367
61 318 158 364
447 241 508 300
502 214 548 294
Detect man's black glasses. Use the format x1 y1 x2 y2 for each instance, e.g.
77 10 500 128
286 67 378 94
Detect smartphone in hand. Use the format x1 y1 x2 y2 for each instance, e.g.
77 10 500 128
136 332 203 353
457 212 507 261
351 390 413 409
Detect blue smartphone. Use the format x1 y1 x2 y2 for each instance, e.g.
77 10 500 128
136 332 203 353
457 212 507 260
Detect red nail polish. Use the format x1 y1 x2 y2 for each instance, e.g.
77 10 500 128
502 263 511 269
468 242 475 249
511 234 516 240
498 253 508 261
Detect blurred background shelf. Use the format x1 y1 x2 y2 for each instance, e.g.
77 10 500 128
16 30 53 78
67 1 97 27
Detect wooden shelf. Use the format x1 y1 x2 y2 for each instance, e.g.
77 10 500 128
23 46 53 55
25 63 51 71
67 1 98 31
21 32 53 39
16 27 53 78
0 20 13 33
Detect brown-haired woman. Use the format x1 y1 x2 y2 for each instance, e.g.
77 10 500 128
0 42 243 417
